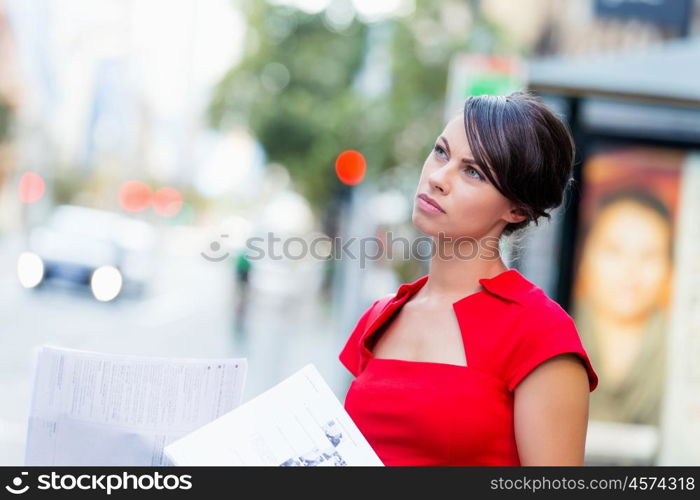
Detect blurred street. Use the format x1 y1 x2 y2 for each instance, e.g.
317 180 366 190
0 229 346 465
1 0 699 467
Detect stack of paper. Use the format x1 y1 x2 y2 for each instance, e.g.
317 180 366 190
164 364 383 466
25 346 248 466
25 347 382 466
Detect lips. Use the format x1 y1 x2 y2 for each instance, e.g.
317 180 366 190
417 193 446 213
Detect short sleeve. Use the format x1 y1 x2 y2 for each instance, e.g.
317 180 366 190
504 308 598 393
338 299 382 377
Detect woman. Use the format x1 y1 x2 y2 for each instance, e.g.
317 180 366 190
339 91 599 466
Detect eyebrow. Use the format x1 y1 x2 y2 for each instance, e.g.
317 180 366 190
439 136 489 176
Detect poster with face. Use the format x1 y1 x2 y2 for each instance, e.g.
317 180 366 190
571 145 684 434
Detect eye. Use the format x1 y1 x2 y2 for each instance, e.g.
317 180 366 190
433 144 448 160
464 165 484 181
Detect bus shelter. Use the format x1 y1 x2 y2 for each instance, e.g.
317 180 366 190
523 38 700 465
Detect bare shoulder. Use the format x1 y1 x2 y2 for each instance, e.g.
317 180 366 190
513 353 590 465
515 353 590 394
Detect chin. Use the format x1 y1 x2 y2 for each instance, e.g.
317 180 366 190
411 209 441 237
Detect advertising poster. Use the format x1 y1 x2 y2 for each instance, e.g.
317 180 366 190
570 145 686 463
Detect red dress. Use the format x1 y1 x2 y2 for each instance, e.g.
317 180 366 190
339 268 598 466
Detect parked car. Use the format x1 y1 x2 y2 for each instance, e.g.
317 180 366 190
17 205 157 302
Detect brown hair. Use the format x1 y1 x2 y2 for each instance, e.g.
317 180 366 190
462 91 576 236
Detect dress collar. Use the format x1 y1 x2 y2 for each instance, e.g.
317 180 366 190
395 268 534 305
359 268 537 364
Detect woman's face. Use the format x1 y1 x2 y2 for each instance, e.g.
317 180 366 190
411 114 525 240
580 200 672 321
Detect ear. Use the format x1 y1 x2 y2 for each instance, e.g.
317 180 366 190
504 204 528 225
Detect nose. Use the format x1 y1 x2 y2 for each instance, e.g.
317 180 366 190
428 163 451 194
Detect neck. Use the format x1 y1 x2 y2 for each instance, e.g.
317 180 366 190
423 234 509 301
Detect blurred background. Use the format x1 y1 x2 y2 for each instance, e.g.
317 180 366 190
1 0 699 466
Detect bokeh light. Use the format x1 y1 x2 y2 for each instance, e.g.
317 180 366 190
18 172 46 204
119 181 152 212
335 150 366 186
152 187 184 217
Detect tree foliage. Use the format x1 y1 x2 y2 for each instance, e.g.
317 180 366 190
208 0 510 211
0 98 10 142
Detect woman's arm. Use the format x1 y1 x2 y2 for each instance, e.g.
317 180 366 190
513 353 590 465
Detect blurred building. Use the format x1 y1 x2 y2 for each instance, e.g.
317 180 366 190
0 0 22 232
483 0 700 57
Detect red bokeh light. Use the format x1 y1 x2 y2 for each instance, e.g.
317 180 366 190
335 150 366 186
152 187 183 217
119 181 152 212
18 172 46 204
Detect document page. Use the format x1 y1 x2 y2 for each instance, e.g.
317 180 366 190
165 364 383 466
25 345 248 466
